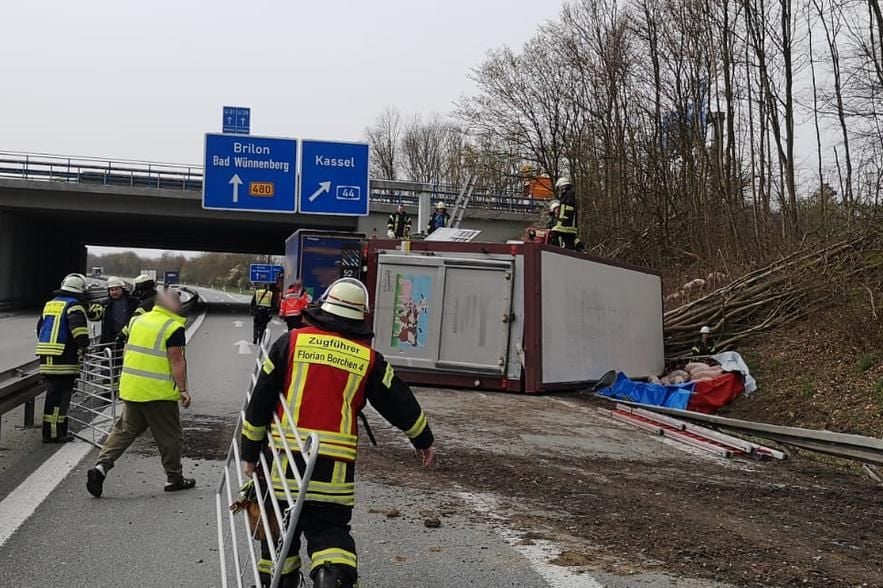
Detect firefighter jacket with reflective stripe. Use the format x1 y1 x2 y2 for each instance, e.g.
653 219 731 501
35 293 90 375
253 288 273 309
691 340 717 357
279 290 311 318
552 185 578 234
387 212 412 238
242 325 433 505
119 306 186 402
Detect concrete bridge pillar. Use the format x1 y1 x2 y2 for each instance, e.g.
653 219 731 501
0 211 85 309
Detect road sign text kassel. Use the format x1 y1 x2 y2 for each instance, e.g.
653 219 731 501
298 140 370 216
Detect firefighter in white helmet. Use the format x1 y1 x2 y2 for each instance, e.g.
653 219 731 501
35 273 98 442
241 278 436 588
427 201 450 235
550 177 582 250
100 277 138 345
691 326 718 357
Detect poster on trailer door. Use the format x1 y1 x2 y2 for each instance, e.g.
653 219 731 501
390 273 431 348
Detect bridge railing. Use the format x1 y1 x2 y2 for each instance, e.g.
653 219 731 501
0 151 545 214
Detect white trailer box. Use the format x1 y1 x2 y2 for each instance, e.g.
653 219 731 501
364 240 663 393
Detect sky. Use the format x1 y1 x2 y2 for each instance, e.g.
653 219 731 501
2 0 561 166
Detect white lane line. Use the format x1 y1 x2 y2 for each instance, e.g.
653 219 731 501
0 306 209 549
456 490 602 588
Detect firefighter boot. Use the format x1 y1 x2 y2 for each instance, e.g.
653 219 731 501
311 563 355 588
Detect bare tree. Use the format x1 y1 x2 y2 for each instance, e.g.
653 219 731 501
365 107 402 180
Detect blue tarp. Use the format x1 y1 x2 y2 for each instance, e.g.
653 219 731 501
597 372 693 410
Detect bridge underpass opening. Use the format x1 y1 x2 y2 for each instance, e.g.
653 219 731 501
86 246 283 297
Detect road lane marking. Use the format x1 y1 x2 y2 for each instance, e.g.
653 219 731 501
0 306 209 549
456 490 602 588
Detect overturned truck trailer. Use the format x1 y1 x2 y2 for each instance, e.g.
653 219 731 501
363 240 664 394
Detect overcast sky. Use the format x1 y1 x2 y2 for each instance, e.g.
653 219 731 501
2 0 560 165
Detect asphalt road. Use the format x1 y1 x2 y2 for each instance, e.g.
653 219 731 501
0 288 557 587
0 313 39 371
0 287 728 587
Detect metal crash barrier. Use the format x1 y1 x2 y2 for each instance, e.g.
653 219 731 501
216 329 320 588
69 343 122 447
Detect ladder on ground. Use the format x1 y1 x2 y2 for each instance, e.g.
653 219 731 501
215 329 320 588
449 174 478 229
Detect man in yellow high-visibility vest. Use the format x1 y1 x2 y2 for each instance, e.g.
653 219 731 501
86 289 195 497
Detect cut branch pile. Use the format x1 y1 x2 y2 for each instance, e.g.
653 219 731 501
663 230 883 354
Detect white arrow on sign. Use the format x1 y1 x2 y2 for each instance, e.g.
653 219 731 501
308 181 332 202
233 339 252 355
233 320 244 328
229 174 243 203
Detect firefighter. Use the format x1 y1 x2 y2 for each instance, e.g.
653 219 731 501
119 274 158 341
132 274 158 316
35 273 93 443
279 280 311 331
241 278 436 588
550 178 580 250
386 203 412 239
251 283 274 345
427 202 450 234
86 289 195 497
100 276 138 345
545 200 560 230
691 326 718 357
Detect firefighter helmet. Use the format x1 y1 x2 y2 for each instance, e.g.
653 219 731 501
549 200 561 212
700 326 712 335
60 273 87 294
134 274 155 287
436 201 447 210
106 276 125 289
320 278 369 321
555 177 572 190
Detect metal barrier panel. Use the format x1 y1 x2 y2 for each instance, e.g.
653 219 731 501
216 329 320 588
69 343 122 447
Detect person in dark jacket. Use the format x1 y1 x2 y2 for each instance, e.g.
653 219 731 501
241 278 435 588
35 273 94 442
550 178 580 250
132 274 157 317
427 202 450 234
691 326 718 357
100 276 138 345
386 204 412 239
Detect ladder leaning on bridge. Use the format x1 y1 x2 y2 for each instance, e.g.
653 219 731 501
215 329 320 588
449 173 478 229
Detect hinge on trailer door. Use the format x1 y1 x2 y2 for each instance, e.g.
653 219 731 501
504 271 512 280
502 313 515 323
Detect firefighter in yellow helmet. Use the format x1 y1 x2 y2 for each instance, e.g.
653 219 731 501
241 278 436 588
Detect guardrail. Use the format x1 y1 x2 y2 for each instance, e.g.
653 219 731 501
0 150 545 214
615 400 883 466
0 286 201 440
0 360 41 439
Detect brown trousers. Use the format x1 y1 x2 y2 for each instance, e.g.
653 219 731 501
97 400 183 480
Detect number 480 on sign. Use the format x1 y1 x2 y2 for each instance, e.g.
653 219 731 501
336 186 360 201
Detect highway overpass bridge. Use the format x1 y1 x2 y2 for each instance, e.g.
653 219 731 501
0 151 539 308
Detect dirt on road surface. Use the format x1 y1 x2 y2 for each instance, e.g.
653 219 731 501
359 389 883 588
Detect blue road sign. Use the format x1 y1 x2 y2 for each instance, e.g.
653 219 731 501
250 264 284 283
203 133 297 213
298 140 370 216
164 270 180 285
222 106 250 134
